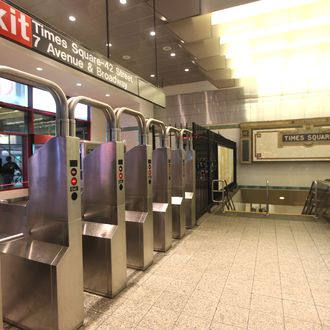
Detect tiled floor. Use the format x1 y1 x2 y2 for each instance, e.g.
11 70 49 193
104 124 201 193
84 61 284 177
4 213 330 329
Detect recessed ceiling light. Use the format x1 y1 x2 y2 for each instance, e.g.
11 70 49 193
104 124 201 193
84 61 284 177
76 82 82 87
105 93 110 97
106 43 112 47
191 60 196 64
170 52 176 57
122 55 131 60
150 74 155 78
36 67 43 71
160 16 167 22
162 46 172 51
279 196 285 200
119 0 127 4
180 39 185 44
68 16 76 22
150 31 156 36
178 44 182 48
184 68 190 72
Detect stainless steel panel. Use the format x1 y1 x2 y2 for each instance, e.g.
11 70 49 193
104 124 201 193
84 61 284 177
0 202 27 237
1 137 84 330
82 141 127 297
0 260 2 330
172 203 186 239
124 145 153 269
171 150 186 238
152 148 172 252
185 150 196 228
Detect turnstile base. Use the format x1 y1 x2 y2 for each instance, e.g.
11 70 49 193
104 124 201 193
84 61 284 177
153 204 172 252
172 203 186 239
82 221 127 298
126 211 153 270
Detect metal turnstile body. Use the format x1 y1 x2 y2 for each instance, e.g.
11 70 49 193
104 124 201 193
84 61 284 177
0 198 28 237
171 149 186 239
0 137 84 330
184 149 196 228
81 141 126 297
152 147 172 252
0 261 2 330
125 144 153 269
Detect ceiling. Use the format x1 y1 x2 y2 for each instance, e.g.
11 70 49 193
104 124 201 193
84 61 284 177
7 0 256 88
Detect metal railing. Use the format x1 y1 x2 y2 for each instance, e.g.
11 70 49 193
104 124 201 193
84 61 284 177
303 180 330 219
266 179 270 215
212 180 236 212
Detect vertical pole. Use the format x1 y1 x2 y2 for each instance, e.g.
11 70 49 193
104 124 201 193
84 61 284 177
266 179 269 215
153 0 159 87
105 0 110 59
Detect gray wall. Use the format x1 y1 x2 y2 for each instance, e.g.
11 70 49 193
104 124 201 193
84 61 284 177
155 87 330 188
155 87 330 127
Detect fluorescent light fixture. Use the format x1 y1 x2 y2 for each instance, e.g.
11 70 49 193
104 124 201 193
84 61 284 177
76 83 82 87
68 16 76 22
36 67 43 71
150 31 156 36
211 0 330 99
279 196 285 200
211 0 315 25
220 15 330 44
150 74 155 78
160 16 167 22
105 94 110 97
184 68 190 72
119 0 127 4
170 52 176 57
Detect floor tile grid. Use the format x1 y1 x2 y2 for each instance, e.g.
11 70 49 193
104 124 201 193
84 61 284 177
287 222 323 327
245 219 261 330
139 216 247 329
274 221 290 330
302 221 330 328
303 221 330 274
208 218 251 329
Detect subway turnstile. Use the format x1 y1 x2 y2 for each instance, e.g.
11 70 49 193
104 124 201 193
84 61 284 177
69 97 126 297
0 259 2 330
166 127 186 239
146 119 172 252
0 67 84 330
181 129 196 229
115 108 153 270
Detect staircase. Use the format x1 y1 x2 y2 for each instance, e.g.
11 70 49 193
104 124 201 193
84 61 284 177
302 180 330 219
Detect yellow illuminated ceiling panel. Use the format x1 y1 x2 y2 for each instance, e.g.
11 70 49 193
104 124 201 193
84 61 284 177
211 0 330 97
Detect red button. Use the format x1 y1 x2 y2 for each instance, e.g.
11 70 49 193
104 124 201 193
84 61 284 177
71 177 78 186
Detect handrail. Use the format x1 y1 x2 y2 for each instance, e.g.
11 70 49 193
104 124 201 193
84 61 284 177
68 96 116 141
180 128 193 151
314 180 318 218
0 232 24 244
0 66 69 137
266 179 270 215
114 107 147 145
146 118 166 147
212 179 225 204
165 126 181 150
